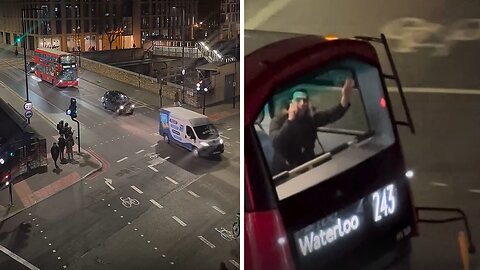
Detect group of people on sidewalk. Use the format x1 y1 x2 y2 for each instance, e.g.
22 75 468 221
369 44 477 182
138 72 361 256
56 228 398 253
50 120 76 169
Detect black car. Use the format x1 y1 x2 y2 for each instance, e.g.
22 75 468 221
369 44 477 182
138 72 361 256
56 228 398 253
101 91 135 114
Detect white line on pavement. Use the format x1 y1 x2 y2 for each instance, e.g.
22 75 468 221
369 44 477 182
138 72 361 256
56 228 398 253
431 182 448 187
150 143 157 148
188 190 200 198
116 157 128 163
135 149 145 154
172 216 187 227
131 185 144 194
220 134 230 140
198 236 216 248
150 199 163 208
165 176 178 185
148 165 158 172
212 206 226 215
245 0 292 29
236 141 240 144
227 128 233 131
229 259 240 269
468 189 480 194
0 245 40 270
164 156 170 160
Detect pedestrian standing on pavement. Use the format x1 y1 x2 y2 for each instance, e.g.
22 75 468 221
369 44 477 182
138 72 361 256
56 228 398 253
57 120 64 135
58 135 66 161
66 137 74 160
51 142 60 169
174 90 181 106
61 122 69 137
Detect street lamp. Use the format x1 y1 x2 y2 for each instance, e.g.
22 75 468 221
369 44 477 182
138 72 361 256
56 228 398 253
172 6 185 103
21 7 44 124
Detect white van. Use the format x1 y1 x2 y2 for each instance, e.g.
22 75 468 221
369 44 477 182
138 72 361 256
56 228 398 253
159 107 224 157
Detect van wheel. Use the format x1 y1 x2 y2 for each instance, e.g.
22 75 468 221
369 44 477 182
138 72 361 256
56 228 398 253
163 134 170 143
193 147 199 157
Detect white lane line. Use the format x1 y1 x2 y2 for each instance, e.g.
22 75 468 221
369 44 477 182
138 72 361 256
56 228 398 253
131 185 144 194
0 244 40 270
227 128 233 131
431 182 448 187
220 134 230 140
148 165 158 172
164 156 170 160
187 190 200 198
150 143 157 148
212 206 226 215
468 189 480 194
229 259 240 269
245 0 293 29
150 199 163 208
135 149 145 154
172 216 187 227
165 176 178 185
198 236 216 248
116 157 128 163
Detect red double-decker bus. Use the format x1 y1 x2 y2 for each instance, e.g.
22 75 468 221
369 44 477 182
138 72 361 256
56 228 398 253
33 48 79 88
245 31 419 270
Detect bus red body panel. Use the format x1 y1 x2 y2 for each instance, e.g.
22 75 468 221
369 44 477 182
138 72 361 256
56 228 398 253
245 210 295 270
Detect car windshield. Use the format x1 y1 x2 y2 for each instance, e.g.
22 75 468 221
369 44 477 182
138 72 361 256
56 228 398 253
114 93 129 104
59 68 77 81
193 124 219 140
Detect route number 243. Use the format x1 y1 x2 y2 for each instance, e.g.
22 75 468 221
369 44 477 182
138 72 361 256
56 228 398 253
372 184 396 222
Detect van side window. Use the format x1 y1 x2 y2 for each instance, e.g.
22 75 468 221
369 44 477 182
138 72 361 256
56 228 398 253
186 126 195 139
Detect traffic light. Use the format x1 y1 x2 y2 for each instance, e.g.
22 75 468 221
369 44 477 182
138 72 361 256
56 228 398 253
196 80 203 91
16 37 21 43
66 98 77 119
196 80 209 93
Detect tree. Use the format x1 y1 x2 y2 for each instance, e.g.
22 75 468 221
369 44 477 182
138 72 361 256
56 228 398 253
104 27 125 50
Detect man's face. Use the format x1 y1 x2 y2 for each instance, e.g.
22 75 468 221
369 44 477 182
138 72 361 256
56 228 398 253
292 91 309 116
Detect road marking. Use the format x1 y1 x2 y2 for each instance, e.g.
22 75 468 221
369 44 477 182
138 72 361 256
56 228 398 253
148 164 158 172
131 185 144 194
172 216 187 227
220 134 230 140
245 0 292 29
150 143 157 148
164 156 170 160
229 259 240 269
225 150 232 154
468 189 480 194
227 128 233 131
150 199 163 208
431 182 448 187
104 178 114 190
116 157 128 163
198 236 216 248
135 149 145 154
236 141 240 144
0 244 40 270
212 206 226 215
188 190 200 198
165 176 178 185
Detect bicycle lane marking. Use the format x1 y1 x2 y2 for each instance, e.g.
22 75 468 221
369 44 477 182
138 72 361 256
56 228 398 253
172 216 187 227
197 236 216 249
131 185 144 194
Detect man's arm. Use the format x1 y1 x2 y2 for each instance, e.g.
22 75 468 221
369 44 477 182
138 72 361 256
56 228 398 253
269 114 294 152
313 103 350 126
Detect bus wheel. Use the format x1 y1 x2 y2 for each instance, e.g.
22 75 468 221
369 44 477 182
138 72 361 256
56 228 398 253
193 147 199 157
163 134 170 143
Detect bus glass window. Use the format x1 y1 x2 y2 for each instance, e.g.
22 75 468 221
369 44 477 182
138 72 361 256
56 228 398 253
254 58 395 200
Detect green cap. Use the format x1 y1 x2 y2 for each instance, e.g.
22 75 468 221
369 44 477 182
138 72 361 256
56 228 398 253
292 91 308 100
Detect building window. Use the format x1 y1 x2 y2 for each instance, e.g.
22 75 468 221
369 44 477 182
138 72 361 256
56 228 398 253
84 20 89 33
66 20 72 34
141 4 148 15
141 17 149 29
55 4 61 18
56 20 62 34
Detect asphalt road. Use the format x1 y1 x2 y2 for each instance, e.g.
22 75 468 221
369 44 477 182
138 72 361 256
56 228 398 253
0 51 240 270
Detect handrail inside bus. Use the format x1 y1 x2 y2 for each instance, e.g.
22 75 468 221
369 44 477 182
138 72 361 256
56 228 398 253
272 130 376 185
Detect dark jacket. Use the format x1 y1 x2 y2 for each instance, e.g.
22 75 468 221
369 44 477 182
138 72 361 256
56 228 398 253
269 103 349 175
58 137 66 150
51 145 60 160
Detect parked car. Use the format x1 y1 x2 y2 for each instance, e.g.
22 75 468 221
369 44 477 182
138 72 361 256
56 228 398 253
101 91 135 114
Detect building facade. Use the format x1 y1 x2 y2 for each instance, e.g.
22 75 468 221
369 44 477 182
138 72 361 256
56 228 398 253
0 0 200 52
220 0 239 40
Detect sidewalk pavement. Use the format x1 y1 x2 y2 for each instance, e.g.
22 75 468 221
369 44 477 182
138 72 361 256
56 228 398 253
0 81 103 222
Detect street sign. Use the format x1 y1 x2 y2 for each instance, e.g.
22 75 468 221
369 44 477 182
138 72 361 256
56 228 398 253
24 101 32 111
181 69 186 75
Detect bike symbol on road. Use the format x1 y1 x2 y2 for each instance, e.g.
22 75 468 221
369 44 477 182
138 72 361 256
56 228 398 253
215 227 235 242
120 196 140 208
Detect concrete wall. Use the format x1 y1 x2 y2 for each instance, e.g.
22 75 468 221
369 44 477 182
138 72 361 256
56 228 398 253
205 61 240 106
81 57 200 107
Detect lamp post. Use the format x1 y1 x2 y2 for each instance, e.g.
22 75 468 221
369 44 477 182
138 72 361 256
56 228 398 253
21 7 43 124
172 6 185 103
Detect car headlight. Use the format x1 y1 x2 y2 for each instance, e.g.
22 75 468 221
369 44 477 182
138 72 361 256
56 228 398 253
59 80 63 83
131 104 135 108
119 105 124 110
200 142 209 147
219 139 224 144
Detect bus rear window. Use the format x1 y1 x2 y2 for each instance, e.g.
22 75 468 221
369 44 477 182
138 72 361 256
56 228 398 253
254 58 396 200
